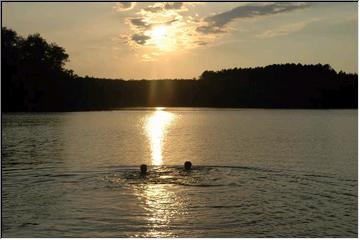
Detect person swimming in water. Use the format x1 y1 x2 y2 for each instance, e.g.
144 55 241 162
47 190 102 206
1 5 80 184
140 164 147 175
184 161 192 170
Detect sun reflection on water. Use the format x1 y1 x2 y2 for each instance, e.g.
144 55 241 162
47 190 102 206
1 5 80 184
133 183 189 238
145 108 174 165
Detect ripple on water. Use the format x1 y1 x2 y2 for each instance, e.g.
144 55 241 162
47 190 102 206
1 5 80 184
3 165 357 237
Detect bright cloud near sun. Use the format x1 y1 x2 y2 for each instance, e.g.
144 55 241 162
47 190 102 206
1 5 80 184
122 2 213 60
119 2 316 61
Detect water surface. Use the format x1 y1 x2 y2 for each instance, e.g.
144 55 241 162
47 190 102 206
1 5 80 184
2 108 357 237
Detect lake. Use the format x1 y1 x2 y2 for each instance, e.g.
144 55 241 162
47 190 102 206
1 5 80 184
2 108 357 237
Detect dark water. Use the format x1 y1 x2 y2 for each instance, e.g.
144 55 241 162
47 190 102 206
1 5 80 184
2 109 357 237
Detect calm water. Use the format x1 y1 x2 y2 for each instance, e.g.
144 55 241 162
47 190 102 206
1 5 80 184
2 108 357 237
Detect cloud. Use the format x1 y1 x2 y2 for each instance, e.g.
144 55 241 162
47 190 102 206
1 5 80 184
143 2 186 13
256 19 319 39
164 2 184 10
129 18 151 29
197 3 312 34
143 5 163 13
123 2 297 60
128 17 179 33
121 2 313 59
114 2 136 12
131 34 150 45
126 2 187 47
194 40 208 46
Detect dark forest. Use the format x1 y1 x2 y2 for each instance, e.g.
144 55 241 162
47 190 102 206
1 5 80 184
2 27 357 112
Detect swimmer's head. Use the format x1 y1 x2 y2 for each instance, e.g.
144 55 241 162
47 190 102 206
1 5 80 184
140 164 147 174
184 161 192 170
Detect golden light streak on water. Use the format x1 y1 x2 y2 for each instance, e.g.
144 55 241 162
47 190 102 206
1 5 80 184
145 108 174 165
133 183 189 238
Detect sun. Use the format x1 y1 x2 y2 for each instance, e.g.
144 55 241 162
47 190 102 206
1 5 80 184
150 25 167 41
146 25 176 51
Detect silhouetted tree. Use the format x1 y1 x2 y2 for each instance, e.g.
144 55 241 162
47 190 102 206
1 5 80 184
2 28 358 111
2 27 72 111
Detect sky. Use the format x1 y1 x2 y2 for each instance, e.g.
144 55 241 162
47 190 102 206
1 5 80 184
2 2 358 79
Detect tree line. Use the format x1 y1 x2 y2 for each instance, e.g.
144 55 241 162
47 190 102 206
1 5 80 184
2 27 357 111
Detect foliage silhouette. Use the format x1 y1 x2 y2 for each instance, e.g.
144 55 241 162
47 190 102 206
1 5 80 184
2 27 357 111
